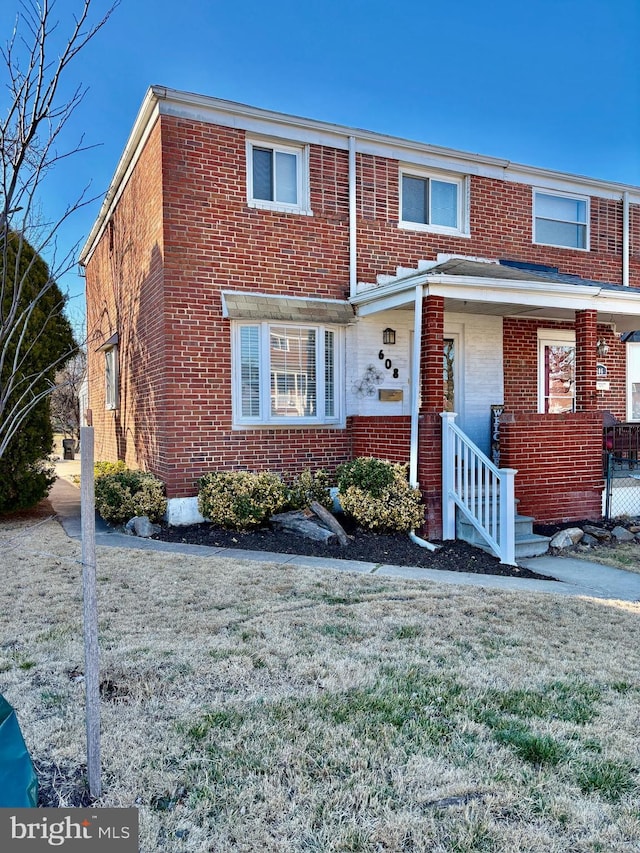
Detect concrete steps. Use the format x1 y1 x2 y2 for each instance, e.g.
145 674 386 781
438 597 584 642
456 507 551 560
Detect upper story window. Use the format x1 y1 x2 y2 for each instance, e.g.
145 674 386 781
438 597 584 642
399 168 467 235
533 190 589 250
232 321 343 427
246 138 311 215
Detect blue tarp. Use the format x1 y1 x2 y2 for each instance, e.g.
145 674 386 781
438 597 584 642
0 693 38 806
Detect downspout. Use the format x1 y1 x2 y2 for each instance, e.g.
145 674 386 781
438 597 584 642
408 283 439 551
349 136 357 298
623 190 630 287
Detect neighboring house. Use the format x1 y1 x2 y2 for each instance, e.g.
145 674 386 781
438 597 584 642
80 86 640 562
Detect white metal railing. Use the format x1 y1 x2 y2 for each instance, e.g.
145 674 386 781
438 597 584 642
441 412 517 565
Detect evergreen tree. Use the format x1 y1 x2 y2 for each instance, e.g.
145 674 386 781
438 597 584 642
0 233 76 512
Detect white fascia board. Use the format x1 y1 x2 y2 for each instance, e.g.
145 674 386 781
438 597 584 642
353 273 640 318
505 164 640 203
80 89 160 265
355 290 418 316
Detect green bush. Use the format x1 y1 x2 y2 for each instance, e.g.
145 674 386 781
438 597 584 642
94 469 167 525
286 469 334 511
94 460 128 478
337 457 424 532
198 471 289 529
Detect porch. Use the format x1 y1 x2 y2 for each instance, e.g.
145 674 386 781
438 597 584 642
348 256 640 561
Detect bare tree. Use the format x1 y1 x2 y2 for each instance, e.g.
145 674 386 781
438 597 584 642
0 0 117 460
51 348 86 447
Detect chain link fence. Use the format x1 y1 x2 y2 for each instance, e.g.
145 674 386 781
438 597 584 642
604 454 640 520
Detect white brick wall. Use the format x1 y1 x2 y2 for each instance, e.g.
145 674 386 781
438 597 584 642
347 310 504 455
446 312 504 454
346 310 414 417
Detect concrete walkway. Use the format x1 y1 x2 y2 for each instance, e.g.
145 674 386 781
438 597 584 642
48 469 640 603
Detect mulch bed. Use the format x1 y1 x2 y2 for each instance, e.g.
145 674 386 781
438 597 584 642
154 518 556 581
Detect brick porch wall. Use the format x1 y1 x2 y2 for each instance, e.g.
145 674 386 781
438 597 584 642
499 412 605 523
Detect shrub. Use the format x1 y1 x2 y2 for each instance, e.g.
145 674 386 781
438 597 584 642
94 469 167 525
94 460 128 478
286 469 334 511
337 457 424 532
198 471 289 530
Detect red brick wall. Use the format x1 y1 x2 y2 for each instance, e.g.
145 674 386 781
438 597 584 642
85 118 166 472
417 413 443 539
499 412 605 523
503 318 627 418
350 416 411 462
355 164 637 287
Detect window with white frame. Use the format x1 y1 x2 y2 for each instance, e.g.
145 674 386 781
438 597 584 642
104 346 118 410
533 190 589 250
233 322 342 425
246 139 310 214
399 169 465 234
538 330 576 414
627 342 640 421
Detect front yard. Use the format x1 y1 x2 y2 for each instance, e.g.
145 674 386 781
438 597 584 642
1 511 639 852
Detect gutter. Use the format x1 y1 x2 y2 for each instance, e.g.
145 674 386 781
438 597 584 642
349 136 357 298
623 190 630 286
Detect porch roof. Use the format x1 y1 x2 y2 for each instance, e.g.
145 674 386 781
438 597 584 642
351 259 640 332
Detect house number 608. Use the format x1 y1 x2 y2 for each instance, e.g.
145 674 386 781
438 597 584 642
379 349 399 379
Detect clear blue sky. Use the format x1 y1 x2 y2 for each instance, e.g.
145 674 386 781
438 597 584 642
3 0 639 325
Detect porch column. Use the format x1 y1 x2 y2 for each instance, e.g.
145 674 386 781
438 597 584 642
417 295 445 537
575 309 598 412
421 295 445 411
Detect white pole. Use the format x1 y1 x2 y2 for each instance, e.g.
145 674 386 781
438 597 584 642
80 415 101 798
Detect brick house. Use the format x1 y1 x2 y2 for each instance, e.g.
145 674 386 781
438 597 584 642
80 86 640 561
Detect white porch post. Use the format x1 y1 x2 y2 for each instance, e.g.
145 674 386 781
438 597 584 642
499 467 517 565
441 412 457 540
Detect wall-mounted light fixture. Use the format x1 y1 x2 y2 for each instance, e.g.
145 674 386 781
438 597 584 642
596 338 610 359
382 328 396 345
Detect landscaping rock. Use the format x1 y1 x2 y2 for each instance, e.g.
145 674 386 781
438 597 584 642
611 525 635 543
130 516 162 538
581 533 599 547
550 528 584 549
583 525 611 541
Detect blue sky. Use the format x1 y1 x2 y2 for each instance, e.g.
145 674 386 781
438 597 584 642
3 0 639 324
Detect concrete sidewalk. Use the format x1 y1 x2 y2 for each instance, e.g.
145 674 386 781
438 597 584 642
48 473 640 603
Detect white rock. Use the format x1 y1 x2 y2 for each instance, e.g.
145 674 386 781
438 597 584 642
550 528 583 549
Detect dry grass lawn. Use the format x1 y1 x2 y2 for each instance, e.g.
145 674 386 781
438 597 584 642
1 513 639 852
576 541 640 575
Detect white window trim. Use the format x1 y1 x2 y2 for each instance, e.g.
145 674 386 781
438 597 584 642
104 346 119 411
398 167 469 236
626 341 640 422
537 328 576 414
246 137 312 215
232 321 344 428
533 188 590 251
